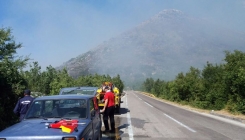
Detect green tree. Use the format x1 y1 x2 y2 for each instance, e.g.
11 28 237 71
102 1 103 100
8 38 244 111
152 79 164 97
22 62 42 92
112 74 124 93
223 50 245 114
185 67 204 107
174 72 187 102
0 28 29 130
49 68 75 94
143 78 154 92
40 65 58 95
202 62 226 109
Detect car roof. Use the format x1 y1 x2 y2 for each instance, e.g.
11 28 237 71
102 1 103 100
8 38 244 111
60 86 98 91
34 94 94 100
59 86 98 96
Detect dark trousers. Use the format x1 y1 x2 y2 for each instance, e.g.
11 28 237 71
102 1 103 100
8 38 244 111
19 114 25 121
103 106 115 131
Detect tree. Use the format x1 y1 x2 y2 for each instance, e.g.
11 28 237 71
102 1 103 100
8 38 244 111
41 65 58 95
223 50 245 114
202 62 226 109
0 27 29 130
22 62 42 92
143 78 154 92
112 74 124 93
49 68 75 94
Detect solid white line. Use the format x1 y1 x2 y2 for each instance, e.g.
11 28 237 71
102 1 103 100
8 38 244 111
138 98 142 100
144 101 153 107
164 113 196 133
126 94 134 140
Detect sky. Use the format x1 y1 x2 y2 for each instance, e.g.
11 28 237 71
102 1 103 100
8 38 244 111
1 0 245 70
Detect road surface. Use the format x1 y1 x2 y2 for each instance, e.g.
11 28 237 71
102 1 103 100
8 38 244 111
102 90 245 140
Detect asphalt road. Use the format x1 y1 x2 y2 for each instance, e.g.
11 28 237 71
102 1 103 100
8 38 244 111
102 90 245 140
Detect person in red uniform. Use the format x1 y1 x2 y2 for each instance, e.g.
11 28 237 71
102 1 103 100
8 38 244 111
100 86 115 133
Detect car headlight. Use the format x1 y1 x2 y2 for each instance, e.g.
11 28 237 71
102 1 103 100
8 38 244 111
62 137 76 140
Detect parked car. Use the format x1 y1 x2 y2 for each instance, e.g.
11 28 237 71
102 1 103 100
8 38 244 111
0 95 102 140
59 87 98 96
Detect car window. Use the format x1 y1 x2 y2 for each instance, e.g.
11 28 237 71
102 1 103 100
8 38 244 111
61 89 96 95
25 99 87 119
44 100 53 113
82 89 96 95
90 99 94 111
27 101 41 117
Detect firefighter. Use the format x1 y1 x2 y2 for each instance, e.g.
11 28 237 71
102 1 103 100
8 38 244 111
13 89 34 121
100 86 115 133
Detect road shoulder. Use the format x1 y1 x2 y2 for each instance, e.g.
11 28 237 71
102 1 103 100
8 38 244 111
137 91 245 124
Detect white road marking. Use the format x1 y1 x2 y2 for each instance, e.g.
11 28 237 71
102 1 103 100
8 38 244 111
126 94 134 140
138 97 142 100
164 113 196 133
134 94 138 97
144 101 153 107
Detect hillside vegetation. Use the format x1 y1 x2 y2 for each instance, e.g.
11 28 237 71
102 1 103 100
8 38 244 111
59 9 245 88
142 50 245 114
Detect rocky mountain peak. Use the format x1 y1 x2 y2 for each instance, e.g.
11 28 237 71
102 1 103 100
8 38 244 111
152 9 185 19
138 9 186 27
59 9 245 86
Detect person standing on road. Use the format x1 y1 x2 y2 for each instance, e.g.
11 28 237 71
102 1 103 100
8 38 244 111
13 89 34 121
100 86 115 133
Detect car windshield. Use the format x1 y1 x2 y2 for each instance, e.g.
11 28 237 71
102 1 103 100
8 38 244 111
25 99 87 119
61 89 96 95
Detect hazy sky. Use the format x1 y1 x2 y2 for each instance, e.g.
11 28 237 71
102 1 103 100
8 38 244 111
1 0 245 70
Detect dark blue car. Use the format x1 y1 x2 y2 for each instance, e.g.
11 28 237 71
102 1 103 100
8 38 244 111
0 95 102 140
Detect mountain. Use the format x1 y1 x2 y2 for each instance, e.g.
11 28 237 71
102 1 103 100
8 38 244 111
58 9 245 86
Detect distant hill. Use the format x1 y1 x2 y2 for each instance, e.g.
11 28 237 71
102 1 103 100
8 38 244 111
58 9 245 86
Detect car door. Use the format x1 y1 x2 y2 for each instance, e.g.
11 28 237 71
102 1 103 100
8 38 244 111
93 96 101 130
90 97 101 139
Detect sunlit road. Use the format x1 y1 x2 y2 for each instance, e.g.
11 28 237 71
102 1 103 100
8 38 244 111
102 90 245 140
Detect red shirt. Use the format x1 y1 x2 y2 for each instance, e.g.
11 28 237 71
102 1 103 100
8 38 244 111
104 90 115 107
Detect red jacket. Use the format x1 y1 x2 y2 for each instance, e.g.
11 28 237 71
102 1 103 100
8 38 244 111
104 90 115 107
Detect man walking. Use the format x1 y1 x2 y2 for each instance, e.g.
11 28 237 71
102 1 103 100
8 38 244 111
13 89 34 121
100 86 115 133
